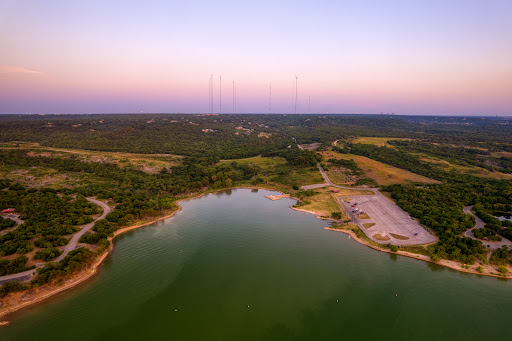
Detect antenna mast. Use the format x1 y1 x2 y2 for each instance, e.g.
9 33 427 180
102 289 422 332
269 83 272 114
219 75 222 114
294 75 298 114
209 74 214 114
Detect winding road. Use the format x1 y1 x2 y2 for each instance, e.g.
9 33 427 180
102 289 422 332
463 206 512 252
54 198 111 262
0 197 111 285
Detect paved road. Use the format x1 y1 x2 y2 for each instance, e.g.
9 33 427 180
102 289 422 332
0 269 37 285
0 214 25 236
463 206 512 251
0 197 111 284
54 198 111 262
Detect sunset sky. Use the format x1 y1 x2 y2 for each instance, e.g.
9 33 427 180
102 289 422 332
1 0 511 115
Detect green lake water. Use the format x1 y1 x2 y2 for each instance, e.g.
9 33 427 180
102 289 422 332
2 189 511 340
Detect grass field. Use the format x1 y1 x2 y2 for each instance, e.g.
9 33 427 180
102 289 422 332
351 137 408 147
1 142 183 172
220 156 286 168
297 187 353 219
321 151 439 186
220 156 324 187
419 155 512 180
325 168 346 185
298 190 342 218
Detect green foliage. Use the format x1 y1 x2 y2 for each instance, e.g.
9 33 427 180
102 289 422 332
388 244 399 252
0 255 33 276
0 216 17 230
34 235 69 248
33 247 62 261
0 281 29 298
31 248 94 286
265 148 321 167
331 212 342 219
490 246 511 265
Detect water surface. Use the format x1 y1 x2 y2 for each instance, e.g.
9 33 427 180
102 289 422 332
2 189 511 340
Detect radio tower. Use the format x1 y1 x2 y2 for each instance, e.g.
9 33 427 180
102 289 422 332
268 83 272 114
294 75 298 114
219 75 222 114
209 74 213 114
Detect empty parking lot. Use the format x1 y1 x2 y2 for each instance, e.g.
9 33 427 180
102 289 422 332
340 194 437 245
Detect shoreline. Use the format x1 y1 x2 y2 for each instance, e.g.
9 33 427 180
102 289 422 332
0 186 508 323
0 186 284 322
324 227 509 280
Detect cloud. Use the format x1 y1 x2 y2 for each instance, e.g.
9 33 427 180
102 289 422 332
0 65 44 75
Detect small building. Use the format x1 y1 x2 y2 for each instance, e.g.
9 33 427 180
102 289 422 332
331 189 339 193
2 208 15 214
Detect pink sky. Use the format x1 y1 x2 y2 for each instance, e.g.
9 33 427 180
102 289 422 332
1 0 511 115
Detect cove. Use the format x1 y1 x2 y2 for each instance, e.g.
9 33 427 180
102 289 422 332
2 189 512 340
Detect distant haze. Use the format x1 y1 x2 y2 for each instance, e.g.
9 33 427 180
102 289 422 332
1 0 511 115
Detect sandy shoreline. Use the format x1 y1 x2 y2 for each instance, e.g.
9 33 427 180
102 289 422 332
0 186 508 323
324 227 509 279
0 199 188 322
0 186 284 322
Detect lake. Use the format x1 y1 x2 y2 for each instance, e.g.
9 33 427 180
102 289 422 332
2 189 511 340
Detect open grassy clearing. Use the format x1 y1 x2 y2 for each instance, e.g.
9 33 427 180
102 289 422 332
363 223 376 229
220 156 324 187
321 151 439 186
351 137 408 147
418 155 512 180
297 187 348 219
219 156 286 168
1 142 183 172
0 166 85 189
325 168 346 185
491 151 512 158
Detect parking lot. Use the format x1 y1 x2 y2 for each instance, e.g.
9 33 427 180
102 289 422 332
340 194 437 245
